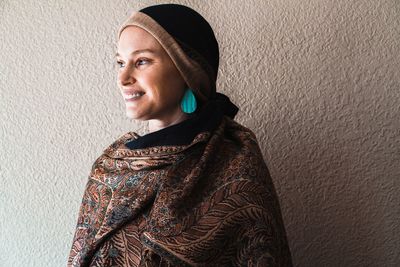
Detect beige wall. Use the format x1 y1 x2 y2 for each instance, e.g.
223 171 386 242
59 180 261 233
1 0 399 266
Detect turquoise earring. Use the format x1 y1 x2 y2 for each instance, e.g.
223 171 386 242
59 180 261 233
181 88 197 114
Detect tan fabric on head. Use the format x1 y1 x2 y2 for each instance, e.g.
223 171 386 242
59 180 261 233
117 12 215 102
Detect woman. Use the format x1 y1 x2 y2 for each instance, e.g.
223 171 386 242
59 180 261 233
68 4 292 267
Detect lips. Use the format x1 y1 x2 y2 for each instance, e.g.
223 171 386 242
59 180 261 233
122 90 145 101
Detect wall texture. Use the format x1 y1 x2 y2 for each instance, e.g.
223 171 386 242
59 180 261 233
1 0 399 266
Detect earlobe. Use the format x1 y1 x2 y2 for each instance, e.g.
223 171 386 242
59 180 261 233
180 88 197 114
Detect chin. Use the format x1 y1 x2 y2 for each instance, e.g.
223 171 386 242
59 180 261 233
126 110 148 121
126 110 138 120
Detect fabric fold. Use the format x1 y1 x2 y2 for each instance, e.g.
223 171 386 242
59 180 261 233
68 112 292 266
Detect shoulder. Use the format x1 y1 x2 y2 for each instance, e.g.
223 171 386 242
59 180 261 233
209 117 271 186
220 116 261 151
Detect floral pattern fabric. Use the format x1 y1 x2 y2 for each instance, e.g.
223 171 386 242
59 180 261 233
68 117 293 266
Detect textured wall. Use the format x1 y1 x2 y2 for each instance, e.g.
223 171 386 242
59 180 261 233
1 0 399 266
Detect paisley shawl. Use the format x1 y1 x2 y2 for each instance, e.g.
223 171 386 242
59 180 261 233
68 101 293 266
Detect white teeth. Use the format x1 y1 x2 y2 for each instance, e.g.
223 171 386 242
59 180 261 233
125 93 144 99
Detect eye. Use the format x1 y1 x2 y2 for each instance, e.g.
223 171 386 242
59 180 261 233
135 58 150 67
116 60 125 68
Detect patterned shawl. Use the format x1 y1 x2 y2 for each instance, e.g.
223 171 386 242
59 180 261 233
68 99 292 266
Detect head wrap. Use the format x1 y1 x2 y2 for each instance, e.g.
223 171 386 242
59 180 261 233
118 4 219 103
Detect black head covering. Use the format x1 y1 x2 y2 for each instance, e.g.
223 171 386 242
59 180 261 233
139 4 220 79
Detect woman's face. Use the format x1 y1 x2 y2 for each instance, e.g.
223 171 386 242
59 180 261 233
116 26 187 129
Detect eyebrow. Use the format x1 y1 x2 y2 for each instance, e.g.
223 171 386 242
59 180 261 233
115 49 156 57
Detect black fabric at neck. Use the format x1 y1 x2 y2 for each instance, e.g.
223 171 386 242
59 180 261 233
125 93 238 150
125 101 222 150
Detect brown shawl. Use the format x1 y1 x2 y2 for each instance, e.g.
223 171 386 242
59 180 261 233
68 102 292 266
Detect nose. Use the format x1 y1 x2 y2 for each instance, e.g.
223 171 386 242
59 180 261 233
118 66 136 86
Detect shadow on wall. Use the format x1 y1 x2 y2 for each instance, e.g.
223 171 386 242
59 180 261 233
240 1 400 262
252 67 398 266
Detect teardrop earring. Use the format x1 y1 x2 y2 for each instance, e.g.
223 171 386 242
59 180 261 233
180 88 197 114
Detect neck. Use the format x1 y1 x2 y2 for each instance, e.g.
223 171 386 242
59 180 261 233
148 112 190 133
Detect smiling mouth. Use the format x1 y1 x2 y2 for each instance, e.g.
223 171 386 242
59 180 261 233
124 92 145 101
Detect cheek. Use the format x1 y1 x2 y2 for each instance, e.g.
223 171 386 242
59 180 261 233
161 77 186 104
140 62 186 105
142 74 162 100
151 71 184 102
163 69 186 97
